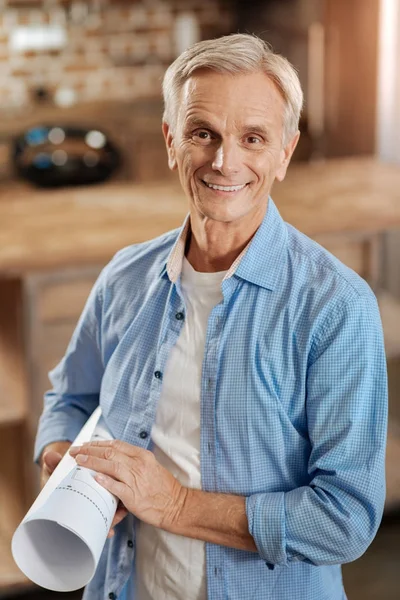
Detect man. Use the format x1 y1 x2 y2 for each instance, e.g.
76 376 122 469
36 34 387 600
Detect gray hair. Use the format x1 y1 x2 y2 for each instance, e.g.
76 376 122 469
162 33 303 146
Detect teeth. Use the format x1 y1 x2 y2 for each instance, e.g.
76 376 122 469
204 181 246 192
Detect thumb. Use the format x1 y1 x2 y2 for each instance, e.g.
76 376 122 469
43 450 63 472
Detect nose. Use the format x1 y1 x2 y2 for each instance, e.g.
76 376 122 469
211 138 241 175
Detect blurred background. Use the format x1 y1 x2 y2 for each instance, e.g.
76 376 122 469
0 0 399 599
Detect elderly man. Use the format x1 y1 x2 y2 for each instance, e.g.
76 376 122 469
36 34 387 600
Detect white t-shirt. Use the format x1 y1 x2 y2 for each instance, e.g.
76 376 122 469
133 257 226 600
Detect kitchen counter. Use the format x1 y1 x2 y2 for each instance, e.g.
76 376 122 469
1 156 400 275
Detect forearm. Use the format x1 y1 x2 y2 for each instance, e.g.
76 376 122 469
166 488 257 553
165 480 383 566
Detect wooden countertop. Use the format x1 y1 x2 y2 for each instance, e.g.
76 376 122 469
1 156 400 275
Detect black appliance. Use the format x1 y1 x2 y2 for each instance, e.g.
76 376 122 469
13 124 121 188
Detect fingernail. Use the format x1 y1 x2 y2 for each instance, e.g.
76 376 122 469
76 454 87 463
69 446 81 454
96 474 105 482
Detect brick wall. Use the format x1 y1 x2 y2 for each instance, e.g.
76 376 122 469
0 0 234 113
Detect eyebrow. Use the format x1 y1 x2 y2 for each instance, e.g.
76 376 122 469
184 117 216 131
241 125 270 138
184 118 270 138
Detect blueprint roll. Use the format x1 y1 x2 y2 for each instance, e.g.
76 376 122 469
12 409 118 592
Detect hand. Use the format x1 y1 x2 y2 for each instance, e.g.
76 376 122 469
108 501 129 538
69 440 187 530
40 441 72 489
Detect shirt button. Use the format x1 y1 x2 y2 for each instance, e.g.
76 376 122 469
139 431 148 439
154 370 162 379
108 594 116 600
127 539 134 548
175 311 184 320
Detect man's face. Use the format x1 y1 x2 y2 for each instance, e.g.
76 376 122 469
163 70 299 227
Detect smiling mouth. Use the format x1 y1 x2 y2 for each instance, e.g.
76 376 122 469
202 180 248 192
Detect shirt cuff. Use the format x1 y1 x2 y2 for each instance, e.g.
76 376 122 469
246 491 287 565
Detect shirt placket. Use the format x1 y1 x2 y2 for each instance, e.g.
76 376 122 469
140 282 186 446
201 277 237 600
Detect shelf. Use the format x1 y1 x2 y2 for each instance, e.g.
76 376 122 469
377 292 400 360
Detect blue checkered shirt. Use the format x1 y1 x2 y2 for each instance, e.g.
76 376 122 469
35 197 387 600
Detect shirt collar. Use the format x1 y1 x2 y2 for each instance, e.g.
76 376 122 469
234 197 288 291
165 214 191 282
164 197 288 291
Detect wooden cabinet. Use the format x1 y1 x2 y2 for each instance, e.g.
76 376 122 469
0 424 29 590
0 267 101 592
323 0 380 157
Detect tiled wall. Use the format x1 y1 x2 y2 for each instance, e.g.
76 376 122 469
0 0 233 112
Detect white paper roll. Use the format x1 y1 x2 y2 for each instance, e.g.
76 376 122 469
12 408 118 592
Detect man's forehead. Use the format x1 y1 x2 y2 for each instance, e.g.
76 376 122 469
179 71 284 125
182 69 278 93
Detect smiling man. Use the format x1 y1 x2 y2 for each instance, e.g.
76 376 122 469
162 68 298 274
36 34 387 600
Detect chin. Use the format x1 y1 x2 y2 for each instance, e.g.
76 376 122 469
199 205 250 224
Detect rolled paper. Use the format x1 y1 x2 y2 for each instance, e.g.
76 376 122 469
12 408 118 592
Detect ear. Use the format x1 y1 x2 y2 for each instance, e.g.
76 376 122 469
275 130 301 182
162 122 177 171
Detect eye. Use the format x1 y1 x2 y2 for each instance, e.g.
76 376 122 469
245 136 262 145
192 129 214 144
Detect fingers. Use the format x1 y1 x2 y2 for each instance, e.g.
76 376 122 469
70 446 134 475
40 451 64 489
69 441 148 511
107 503 128 539
43 450 63 472
70 439 142 459
113 504 129 526
69 444 135 506
73 451 131 485
69 442 146 472
40 441 72 469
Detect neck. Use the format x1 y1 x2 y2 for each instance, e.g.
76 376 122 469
186 208 266 273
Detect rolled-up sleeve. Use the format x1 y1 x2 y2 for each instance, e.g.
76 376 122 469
246 292 388 566
34 265 109 463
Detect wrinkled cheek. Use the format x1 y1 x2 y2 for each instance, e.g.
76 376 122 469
189 179 203 209
179 155 191 182
176 162 192 196
181 160 199 199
